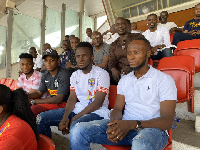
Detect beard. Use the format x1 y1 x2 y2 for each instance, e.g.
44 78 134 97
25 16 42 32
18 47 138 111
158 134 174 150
130 55 147 72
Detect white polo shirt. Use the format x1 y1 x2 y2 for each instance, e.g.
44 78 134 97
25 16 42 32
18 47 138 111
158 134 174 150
157 22 177 31
117 65 177 121
70 65 110 119
142 26 175 51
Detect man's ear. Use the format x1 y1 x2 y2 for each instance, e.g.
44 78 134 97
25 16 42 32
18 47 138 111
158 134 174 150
0 106 4 114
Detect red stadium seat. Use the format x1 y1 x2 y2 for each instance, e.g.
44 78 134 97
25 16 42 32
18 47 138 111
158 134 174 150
38 134 55 150
4 79 14 88
157 56 195 112
174 39 200 72
10 79 18 91
0 78 6 84
102 85 172 150
148 58 153 66
170 33 174 44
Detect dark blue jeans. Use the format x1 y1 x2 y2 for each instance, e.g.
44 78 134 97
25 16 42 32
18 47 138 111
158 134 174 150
151 48 172 60
36 108 103 138
172 32 200 46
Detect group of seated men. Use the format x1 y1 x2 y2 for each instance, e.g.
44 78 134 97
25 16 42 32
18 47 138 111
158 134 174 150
14 3 200 149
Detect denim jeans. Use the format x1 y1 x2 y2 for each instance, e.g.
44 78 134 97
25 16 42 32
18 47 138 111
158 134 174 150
172 32 200 46
36 108 103 138
70 119 168 150
151 48 172 60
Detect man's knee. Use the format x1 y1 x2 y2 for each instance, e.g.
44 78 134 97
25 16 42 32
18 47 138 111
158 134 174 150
131 128 168 150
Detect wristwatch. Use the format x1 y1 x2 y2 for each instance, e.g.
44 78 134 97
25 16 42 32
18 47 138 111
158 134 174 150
30 99 36 105
135 120 143 132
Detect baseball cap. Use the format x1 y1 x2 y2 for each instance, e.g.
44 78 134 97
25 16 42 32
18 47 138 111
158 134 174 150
42 49 59 59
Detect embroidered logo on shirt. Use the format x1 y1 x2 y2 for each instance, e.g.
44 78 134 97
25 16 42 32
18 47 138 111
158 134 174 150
86 90 95 105
189 21 200 28
54 79 58 87
45 80 49 83
48 89 57 95
0 123 10 136
88 78 95 87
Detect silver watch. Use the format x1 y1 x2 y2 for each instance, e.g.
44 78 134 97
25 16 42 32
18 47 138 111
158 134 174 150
30 99 36 105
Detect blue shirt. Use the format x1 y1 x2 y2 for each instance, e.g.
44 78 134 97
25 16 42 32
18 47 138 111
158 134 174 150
183 18 200 31
59 50 72 69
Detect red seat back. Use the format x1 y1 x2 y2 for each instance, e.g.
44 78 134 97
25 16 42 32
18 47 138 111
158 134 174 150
170 33 174 44
4 79 14 88
0 78 6 84
157 56 194 112
174 39 200 72
10 79 18 91
38 134 55 150
108 85 117 109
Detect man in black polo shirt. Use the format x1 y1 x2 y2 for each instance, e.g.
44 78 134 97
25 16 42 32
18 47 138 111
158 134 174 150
28 49 72 116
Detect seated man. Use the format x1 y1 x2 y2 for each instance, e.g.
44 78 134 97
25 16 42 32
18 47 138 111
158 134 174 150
36 42 110 138
17 53 42 94
28 49 72 116
92 31 110 69
157 11 177 34
59 40 73 69
70 37 177 150
109 17 144 84
131 22 141 33
173 3 200 45
142 14 174 60
85 28 93 43
29 47 43 72
65 37 80 69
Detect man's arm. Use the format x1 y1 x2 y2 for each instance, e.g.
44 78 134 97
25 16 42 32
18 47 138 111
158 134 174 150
34 94 65 104
71 91 107 122
58 91 78 134
110 94 125 122
96 55 109 68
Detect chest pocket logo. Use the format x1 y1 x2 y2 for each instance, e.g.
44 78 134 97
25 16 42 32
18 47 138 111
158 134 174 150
54 79 58 87
88 78 95 87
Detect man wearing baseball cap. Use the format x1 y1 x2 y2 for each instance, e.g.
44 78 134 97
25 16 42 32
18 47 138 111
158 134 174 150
28 49 72 116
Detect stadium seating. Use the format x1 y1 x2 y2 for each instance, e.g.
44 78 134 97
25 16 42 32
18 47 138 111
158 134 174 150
38 134 55 150
102 85 172 150
157 55 195 112
174 39 200 72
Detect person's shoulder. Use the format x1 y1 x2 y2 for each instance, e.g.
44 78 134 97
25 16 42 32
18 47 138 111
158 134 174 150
103 42 110 48
185 18 195 24
152 68 174 82
93 66 109 75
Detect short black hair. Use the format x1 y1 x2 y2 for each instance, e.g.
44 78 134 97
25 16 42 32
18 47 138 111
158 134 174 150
19 53 33 62
161 11 168 16
76 42 93 55
126 19 131 25
147 13 157 19
130 37 151 51
65 35 69 38
29 47 36 52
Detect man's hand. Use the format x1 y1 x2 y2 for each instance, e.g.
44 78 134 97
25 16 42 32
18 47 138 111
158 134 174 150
65 62 72 68
188 30 197 36
106 120 136 143
196 30 200 35
111 68 120 82
58 118 70 135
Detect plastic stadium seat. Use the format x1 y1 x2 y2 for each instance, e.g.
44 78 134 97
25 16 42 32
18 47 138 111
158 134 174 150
170 33 174 44
148 58 153 66
4 79 14 88
174 39 200 72
102 85 172 150
157 56 195 112
10 79 18 91
38 134 55 150
0 78 6 84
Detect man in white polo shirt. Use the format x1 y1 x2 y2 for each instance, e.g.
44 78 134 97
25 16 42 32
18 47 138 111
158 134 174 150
142 13 175 60
70 37 177 150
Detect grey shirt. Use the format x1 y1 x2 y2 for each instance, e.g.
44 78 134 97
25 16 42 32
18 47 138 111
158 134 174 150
93 43 110 65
